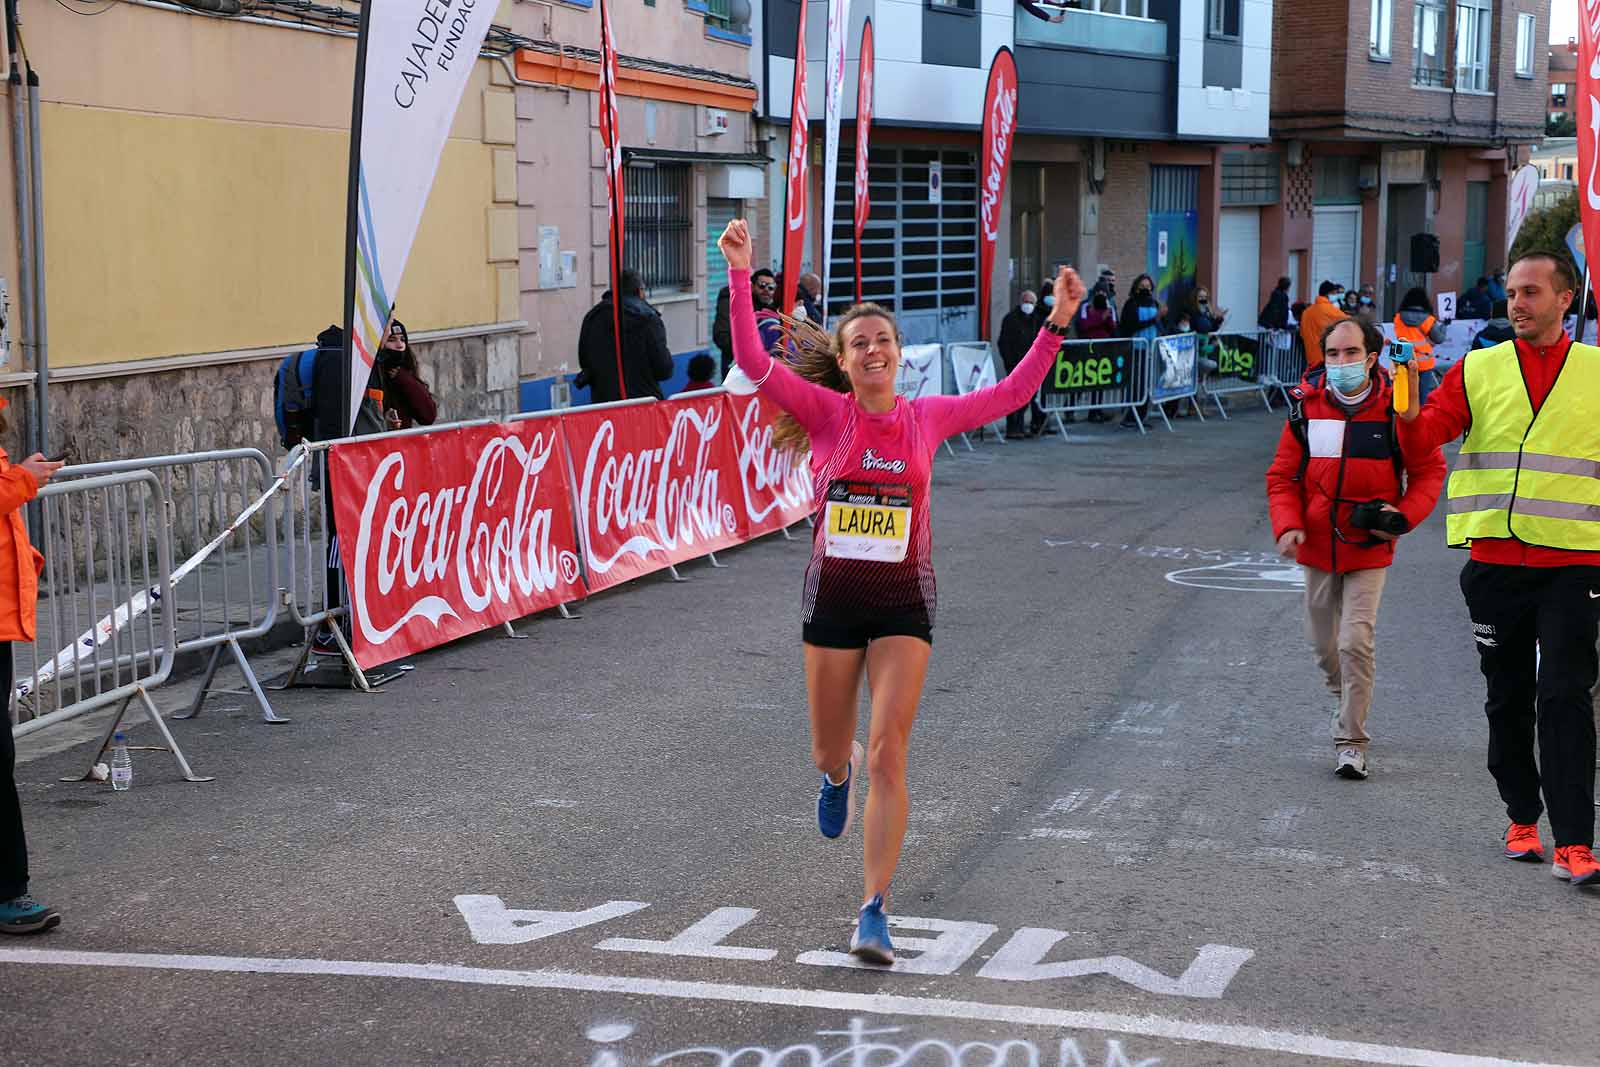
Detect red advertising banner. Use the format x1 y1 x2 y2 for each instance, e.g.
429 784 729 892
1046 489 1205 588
598 0 628 398
329 421 587 669
724 392 815 539
853 18 875 306
780 5 810 323
977 47 1018 342
563 394 747 593
1579 7 1600 301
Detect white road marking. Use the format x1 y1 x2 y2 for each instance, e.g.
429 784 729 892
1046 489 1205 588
0 948 1579 1067
596 907 777 962
797 916 998 975
976 930 1253 999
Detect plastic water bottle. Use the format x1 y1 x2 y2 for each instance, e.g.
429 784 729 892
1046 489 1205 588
110 733 133 792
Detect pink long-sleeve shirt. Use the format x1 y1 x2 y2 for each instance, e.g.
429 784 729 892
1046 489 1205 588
729 267 1061 624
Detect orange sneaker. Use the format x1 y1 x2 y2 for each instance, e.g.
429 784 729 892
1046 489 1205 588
1552 846 1600 887
1504 822 1546 862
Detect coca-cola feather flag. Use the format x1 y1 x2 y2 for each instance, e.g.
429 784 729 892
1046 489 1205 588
853 18 874 306
599 0 628 398
977 47 1018 342
1579 5 1600 301
780 5 810 324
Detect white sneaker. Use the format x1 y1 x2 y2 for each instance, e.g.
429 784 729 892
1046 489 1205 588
1335 748 1369 780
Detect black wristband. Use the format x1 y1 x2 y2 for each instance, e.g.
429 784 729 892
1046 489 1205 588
1044 320 1071 337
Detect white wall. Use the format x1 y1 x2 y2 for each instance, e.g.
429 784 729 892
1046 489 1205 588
766 0 1015 128
1176 0 1272 140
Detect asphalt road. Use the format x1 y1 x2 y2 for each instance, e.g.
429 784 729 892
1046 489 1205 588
3 405 1594 1067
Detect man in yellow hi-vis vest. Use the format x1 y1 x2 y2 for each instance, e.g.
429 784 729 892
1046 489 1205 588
1398 251 1600 889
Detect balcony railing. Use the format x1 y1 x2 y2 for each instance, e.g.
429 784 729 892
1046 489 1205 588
1014 6 1167 57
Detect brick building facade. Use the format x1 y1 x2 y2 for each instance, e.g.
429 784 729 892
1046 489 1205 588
1266 0 1547 317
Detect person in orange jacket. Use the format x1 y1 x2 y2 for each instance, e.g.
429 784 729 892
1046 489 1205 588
1392 287 1448 405
1297 280 1348 369
0 415 65 935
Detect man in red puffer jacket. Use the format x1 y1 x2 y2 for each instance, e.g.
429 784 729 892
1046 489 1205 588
1266 318 1447 781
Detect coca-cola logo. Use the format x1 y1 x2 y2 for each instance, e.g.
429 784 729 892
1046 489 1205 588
578 403 740 573
854 64 873 214
733 397 813 524
979 70 1017 244
350 429 580 647
787 29 810 233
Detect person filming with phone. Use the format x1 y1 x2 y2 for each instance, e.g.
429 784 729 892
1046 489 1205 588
1267 318 1446 782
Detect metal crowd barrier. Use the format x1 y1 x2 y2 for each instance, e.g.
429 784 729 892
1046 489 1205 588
57 450 285 724
10 470 209 781
1035 336 1152 437
1256 329 1306 408
1143 333 1207 432
1197 329 1282 418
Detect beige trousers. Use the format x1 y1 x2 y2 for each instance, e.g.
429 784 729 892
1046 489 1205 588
1303 565 1388 750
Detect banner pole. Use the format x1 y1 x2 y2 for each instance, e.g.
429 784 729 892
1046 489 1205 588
1579 267 1592 339
339 0 375 436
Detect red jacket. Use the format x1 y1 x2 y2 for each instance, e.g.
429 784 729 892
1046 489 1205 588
1266 368 1447 573
1397 334 1600 568
0 449 43 642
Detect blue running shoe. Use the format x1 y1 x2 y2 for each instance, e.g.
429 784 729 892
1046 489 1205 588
0 895 60 935
817 740 864 840
849 894 894 965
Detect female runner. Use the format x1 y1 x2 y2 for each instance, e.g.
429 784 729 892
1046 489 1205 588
718 219 1085 963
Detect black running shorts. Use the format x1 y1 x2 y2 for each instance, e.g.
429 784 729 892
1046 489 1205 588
802 612 933 649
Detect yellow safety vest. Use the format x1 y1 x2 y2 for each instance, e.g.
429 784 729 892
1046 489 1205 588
1446 341 1600 550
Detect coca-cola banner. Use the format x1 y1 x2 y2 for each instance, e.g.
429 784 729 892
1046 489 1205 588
329 421 586 669
977 47 1018 342
1578 7 1600 296
780 2 810 323
564 395 747 593
725 392 815 539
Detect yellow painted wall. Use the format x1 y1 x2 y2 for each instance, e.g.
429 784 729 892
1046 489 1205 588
41 104 496 367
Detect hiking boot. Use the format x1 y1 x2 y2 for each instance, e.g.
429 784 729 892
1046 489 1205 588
1503 822 1546 862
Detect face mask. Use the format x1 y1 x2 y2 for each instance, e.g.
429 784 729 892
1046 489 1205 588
1020 302 1036 316
1331 292 1345 303
1325 361 1368 394
1138 287 1153 297
1360 296 1373 306
1093 294 1108 310
1043 295 1056 308
1197 299 1209 307
1178 323 1193 334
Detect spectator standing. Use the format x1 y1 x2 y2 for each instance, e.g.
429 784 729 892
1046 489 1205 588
1393 287 1447 405
577 269 675 403
997 290 1044 437
1259 276 1292 330
798 272 825 325
1077 290 1118 340
1119 274 1164 428
1470 300 1516 351
1487 270 1508 303
378 320 438 430
1355 285 1381 327
1460 277 1494 320
1298 280 1347 369
751 269 785 355
712 286 734 378
309 323 388 657
0 429 65 935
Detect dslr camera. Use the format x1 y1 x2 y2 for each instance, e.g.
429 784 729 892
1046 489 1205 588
1349 499 1408 536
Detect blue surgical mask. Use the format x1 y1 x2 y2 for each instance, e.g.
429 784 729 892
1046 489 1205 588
1325 361 1368 394
1043 295 1056 308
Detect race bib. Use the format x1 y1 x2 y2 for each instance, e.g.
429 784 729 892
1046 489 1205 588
824 481 912 562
